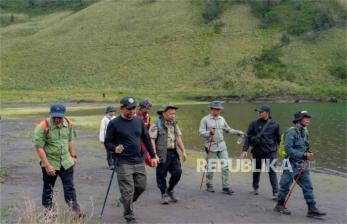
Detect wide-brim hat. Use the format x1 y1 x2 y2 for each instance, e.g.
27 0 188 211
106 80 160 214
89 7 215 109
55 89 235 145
157 103 178 115
292 110 312 123
209 101 224 110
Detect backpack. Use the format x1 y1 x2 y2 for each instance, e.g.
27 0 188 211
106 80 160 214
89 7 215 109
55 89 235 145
36 117 73 136
278 126 308 158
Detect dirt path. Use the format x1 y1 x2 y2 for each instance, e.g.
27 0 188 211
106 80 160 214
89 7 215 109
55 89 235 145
1 119 346 223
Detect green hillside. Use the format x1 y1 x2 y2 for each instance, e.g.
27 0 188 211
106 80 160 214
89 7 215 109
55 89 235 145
0 0 346 103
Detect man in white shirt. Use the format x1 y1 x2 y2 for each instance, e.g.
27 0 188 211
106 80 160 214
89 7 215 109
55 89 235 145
199 101 244 194
99 106 116 169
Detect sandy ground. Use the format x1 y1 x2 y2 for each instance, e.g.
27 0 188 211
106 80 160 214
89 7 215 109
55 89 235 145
1 118 346 224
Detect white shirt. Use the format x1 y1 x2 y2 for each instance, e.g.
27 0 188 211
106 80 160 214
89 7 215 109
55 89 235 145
99 115 116 142
199 114 243 152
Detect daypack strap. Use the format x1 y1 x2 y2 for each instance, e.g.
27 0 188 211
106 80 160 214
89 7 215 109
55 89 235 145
37 117 73 136
256 119 271 139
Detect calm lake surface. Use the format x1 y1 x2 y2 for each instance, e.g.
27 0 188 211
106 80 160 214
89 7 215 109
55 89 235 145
166 103 346 176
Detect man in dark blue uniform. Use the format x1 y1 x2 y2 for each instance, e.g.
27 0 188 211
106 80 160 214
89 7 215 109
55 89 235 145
274 110 326 219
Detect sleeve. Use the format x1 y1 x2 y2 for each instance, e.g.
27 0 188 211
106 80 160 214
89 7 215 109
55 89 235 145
149 124 158 139
275 123 281 145
176 124 182 136
284 130 305 160
104 120 116 152
33 124 45 148
141 122 156 158
242 122 254 151
68 126 76 142
223 118 242 135
199 117 210 138
99 117 105 142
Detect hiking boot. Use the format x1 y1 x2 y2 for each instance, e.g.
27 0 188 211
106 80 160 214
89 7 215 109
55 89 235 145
161 193 169 205
43 207 57 220
307 203 326 218
206 184 215 193
272 192 278 200
72 208 86 220
274 200 291 215
222 188 234 195
166 190 178 203
253 188 259 195
126 218 137 224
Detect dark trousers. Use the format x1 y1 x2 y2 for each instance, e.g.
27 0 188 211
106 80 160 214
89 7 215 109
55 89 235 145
42 166 80 211
278 161 315 204
116 163 147 221
252 151 278 193
156 150 182 194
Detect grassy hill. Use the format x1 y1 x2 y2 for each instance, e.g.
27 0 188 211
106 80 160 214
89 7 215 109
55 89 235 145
0 0 346 103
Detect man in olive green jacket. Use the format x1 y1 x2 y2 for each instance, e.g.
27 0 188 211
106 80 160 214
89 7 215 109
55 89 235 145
33 103 82 216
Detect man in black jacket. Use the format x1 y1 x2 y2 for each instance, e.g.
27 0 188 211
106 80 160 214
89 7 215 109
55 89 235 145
240 105 281 200
105 96 158 224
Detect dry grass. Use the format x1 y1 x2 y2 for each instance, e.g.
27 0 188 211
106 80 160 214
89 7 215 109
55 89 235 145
3 194 95 224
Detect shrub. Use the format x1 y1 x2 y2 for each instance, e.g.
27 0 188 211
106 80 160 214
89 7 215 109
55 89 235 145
280 34 290 46
312 9 335 31
250 0 346 35
329 64 347 80
202 0 224 23
254 47 288 80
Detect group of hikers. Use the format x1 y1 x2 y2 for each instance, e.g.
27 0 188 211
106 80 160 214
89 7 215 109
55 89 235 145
33 97 326 223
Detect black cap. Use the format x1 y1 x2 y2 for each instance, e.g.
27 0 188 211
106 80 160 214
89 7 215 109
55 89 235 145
255 105 271 113
157 103 178 115
106 106 116 113
120 96 137 109
50 103 66 118
293 110 312 123
139 99 152 109
209 101 224 110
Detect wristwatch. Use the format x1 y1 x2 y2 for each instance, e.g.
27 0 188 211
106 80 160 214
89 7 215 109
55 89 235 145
71 155 77 159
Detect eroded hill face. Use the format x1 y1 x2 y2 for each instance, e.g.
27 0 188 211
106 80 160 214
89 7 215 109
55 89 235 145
0 0 346 103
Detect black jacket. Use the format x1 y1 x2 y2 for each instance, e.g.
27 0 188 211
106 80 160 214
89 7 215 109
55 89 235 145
104 116 155 165
243 118 281 156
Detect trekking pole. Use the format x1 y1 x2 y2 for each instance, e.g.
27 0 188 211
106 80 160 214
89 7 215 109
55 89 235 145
100 164 117 218
199 134 214 190
284 160 308 207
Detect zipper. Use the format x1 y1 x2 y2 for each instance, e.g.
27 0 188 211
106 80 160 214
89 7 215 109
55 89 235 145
214 119 219 148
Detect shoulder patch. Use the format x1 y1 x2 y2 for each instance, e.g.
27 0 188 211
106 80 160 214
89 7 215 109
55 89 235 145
151 126 158 132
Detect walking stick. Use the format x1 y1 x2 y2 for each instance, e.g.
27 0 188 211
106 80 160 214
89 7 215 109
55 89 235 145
100 165 117 218
199 134 214 190
284 160 308 207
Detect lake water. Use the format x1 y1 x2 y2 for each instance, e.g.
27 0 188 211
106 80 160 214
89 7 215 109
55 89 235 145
165 103 346 176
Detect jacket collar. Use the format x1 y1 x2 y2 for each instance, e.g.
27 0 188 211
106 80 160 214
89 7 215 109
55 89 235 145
208 114 221 120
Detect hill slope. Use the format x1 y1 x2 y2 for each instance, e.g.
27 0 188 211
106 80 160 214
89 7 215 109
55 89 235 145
0 0 346 103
